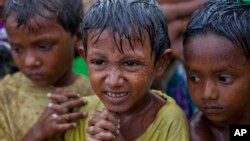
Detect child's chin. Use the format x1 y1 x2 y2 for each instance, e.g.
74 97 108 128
205 114 228 123
105 104 128 113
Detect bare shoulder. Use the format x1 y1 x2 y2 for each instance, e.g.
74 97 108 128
189 110 206 127
189 110 216 141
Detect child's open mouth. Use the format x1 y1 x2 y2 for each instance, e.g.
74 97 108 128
106 92 128 98
104 91 129 105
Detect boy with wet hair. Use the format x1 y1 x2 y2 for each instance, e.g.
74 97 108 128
183 1 250 141
65 0 189 140
0 0 95 140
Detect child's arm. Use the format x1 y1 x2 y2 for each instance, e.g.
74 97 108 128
160 0 206 22
86 109 123 141
20 88 87 141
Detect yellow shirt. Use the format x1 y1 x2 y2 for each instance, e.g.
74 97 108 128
65 95 104 140
0 72 94 141
65 90 189 141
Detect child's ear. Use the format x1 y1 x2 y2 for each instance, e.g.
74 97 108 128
155 49 172 76
78 46 87 61
74 31 83 51
74 31 87 61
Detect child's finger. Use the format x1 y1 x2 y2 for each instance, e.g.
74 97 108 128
51 88 81 99
48 102 69 114
56 112 87 123
93 131 116 140
49 99 87 114
48 92 81 103
49 112 76 129
98 110 119 126
88 112 102 126
63 98 87 109
95 119 118 134
106 110 119 125
48 93 69 103
87 137 101 141
59 91 80 99
88 109 108 126
53 122 77 132
53 87 65 93
88 109 119 127
86 126 105 135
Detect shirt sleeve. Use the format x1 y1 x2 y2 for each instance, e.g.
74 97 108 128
0 86 17 141
136 95 190 141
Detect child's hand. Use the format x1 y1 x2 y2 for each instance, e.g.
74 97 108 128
86 109 124 141
21 88 87 141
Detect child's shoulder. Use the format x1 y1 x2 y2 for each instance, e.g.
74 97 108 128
0 72 25 89
189 110 212 129
0 72 26 105
189 110 205 124
150 89 187 126
1 71 23 82
139 90 189 141
189 110 216 141
152 89 186 118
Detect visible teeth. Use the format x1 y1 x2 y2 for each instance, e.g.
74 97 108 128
106 92 128 98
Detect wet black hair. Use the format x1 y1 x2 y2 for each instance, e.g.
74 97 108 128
183 0 250 60
2 0 83 35
81 0 170 64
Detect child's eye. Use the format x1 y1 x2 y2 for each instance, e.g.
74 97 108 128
218 75 233 84
123 60 139 67
91 59 105 65
11 47 24 54
188 74 200 83
38 44 52 51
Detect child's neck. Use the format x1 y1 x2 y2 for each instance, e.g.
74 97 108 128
53 72 79 87
119 91 153 116
204 112 250 141
117 90 166 141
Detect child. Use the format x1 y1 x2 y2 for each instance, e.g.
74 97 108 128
65 0 189 140
183 1 250 141
0 0 95 140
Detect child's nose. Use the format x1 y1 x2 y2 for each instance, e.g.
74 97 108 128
24 51 40 67
105 69 124 88
202 81 218 100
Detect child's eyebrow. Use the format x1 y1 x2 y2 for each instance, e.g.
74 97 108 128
183 64 192 70
184 64 239 72
183 66 197 74
31 35 58 44
213 66 240 73
88 48 113 55
9 41 22 48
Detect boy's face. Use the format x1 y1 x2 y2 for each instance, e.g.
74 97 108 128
184 33 250 124
5 14 77 87
82 29 169 113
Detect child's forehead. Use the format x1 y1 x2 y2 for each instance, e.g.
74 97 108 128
87 29 153 55
88 28 150 46
185 33 247 65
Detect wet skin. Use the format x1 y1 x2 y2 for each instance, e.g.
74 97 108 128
184 33 250 141
4 11 87 140
5 14 79 87
81 29 172 140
